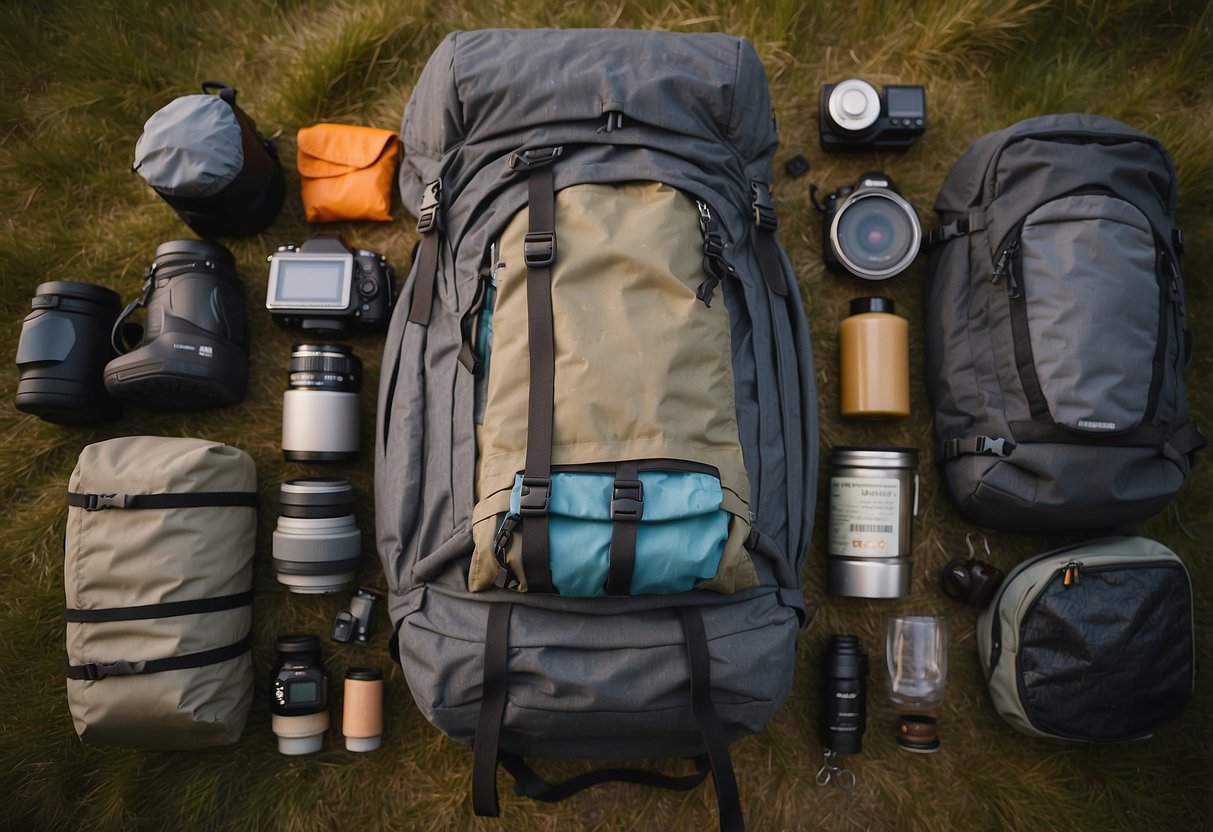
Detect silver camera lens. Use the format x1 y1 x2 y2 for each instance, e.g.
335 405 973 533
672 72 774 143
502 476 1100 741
273 478 361 594
827 78 881 133
282 343 361 462
829 187 921 280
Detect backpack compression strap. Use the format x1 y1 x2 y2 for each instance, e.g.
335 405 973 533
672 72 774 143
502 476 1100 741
407 179 442 326
471 602 745 831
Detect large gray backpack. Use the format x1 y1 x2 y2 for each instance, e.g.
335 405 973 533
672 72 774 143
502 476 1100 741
375 29 816 829
924 113 1204 531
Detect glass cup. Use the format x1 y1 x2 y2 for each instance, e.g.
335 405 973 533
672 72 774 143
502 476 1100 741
885 614 948 708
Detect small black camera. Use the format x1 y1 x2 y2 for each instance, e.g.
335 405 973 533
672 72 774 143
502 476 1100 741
819 79 926 152
331 587 381 646
266 233 395 337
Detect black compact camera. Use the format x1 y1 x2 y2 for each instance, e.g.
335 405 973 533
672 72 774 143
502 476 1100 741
813 173 922 281
819 79 926 152
266 233 395 337
270 634 329 716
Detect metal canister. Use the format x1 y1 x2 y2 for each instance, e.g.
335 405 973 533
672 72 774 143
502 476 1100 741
826 447 919 598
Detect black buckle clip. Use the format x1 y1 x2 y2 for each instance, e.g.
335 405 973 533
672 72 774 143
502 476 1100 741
508 146 564 171
416 179 442 234
610 479 644 521
82 659 140 680
751 182 778 232
976 436 1009 457
519 477 552 516
523 231 556 268
85 493 130 511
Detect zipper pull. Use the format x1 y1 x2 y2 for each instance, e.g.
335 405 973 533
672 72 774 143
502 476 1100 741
492 514 520 588
695 200 735 307
1062 561 1082 587
992 239 1021 297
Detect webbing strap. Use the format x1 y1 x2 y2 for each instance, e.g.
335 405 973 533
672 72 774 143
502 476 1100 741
67 491 258 511
407 179 442 326
472 602 514 817
64 590 253 623
1167 420 1208 458
604 461 641 596
65 633 252 681
518 158 558 594
500 753 711 803
676 606 745 832
750 182 788 297
941 436 1014 460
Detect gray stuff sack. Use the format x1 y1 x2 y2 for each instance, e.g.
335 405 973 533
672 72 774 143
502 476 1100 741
375 28 817 830
923 113 1204 531
134 81 285 238
64 436 258 749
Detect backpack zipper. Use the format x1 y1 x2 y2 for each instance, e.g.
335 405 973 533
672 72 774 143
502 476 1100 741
695 200 736 307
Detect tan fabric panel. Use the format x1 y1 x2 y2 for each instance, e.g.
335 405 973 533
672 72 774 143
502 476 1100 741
470 182 754 594
65 437 256 749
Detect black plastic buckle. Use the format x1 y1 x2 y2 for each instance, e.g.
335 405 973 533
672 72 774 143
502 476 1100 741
926 218 970 247
82 659 140 680
610 479 644 521
508 146 564 171
976 436 1009 457
519 477 552 516
85 493 130 511
751 182 778 232
416 179 442 234
523 231 556 268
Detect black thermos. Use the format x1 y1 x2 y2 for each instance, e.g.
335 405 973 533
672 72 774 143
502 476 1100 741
819 634 868 755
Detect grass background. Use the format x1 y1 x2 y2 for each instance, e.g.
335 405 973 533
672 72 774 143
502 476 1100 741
1 0 1211 829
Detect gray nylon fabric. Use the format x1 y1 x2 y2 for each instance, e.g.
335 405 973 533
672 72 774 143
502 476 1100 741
924 113 1195 531
375 29 817 759
134 95 243 196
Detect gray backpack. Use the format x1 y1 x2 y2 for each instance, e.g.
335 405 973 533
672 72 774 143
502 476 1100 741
924 114 1204 531
374 29 816 829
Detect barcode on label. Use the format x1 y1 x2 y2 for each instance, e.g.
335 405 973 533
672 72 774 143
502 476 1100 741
849 523 893 533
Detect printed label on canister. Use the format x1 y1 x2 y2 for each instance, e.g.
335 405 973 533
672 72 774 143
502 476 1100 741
828 477 900 556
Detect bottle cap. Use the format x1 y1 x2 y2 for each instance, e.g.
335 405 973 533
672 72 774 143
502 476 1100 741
849 297 895 315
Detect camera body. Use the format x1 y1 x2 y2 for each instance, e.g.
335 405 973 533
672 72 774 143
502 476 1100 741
269 634 330 755
816 173 921 281
266 234 394 337
819 79 926 152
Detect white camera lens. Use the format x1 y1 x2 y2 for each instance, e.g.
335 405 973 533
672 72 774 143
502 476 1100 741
282 343 361 463
273 478 361 594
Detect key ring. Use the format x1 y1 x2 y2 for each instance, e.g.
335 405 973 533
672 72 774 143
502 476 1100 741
815 748 856 790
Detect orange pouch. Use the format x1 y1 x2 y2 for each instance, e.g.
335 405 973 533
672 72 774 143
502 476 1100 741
297 123 400 222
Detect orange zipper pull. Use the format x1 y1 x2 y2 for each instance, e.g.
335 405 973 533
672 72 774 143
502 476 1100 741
1063 561 1082 587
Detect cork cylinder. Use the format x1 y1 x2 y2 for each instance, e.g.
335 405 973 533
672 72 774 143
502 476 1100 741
839 297 910 419
342 667 383 752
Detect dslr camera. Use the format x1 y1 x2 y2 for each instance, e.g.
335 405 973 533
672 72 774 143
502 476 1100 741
819 79 926 152
813 172 922 281
266 233 395 337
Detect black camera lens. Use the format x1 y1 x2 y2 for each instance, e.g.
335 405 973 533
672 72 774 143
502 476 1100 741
282 344 362 463
270 633 330 755
15 281 123 424
273 478 361 594
820 634 868 756
103 239 248 411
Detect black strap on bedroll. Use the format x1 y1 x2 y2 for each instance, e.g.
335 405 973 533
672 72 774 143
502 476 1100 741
64 590 254 623
67 490 258 511
471 602 744 832
512 146 562 595
407 179 443 326
65 632 252 681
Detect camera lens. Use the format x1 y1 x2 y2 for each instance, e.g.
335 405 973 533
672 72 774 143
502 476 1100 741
820 634 868 756
272 478 361 594
830 190 921 280
282 343 361 462
103 239 248 411
15 281 123 424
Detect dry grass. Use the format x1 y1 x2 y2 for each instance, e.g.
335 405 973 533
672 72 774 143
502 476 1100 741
1 0 1211 830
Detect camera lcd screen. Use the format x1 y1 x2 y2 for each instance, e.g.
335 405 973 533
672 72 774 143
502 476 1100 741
286 680 319 705
268 255 352 309
885 87 925 119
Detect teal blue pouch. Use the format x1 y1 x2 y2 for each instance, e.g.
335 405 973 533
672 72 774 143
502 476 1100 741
506 470 729 597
